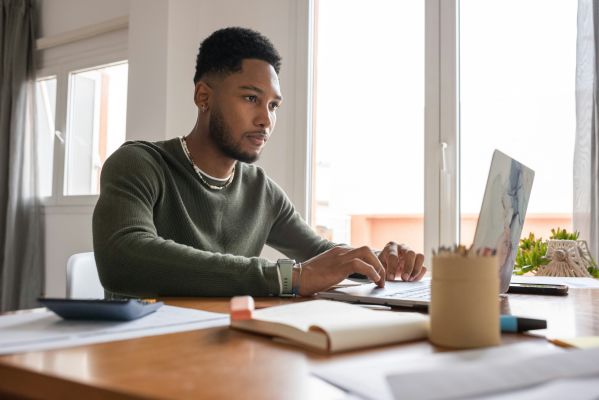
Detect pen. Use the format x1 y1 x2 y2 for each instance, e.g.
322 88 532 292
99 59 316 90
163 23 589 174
500 315 547 332
355 304 392 311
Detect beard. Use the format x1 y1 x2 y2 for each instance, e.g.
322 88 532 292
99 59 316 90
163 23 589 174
209 106 261 164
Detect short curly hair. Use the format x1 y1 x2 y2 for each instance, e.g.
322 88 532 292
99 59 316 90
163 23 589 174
193 27 282 84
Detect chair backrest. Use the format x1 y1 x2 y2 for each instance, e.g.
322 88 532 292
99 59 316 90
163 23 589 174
66 252 104 299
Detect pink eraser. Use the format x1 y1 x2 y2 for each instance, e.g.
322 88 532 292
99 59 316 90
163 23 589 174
230 296 255 321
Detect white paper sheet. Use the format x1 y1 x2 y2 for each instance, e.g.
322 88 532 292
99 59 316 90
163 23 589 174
311 342 559 400
481 377 599 400
386 347 599 400
510 275 599 288
0 305 229 355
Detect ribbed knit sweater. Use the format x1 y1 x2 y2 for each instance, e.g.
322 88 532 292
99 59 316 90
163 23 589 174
92 138 335 297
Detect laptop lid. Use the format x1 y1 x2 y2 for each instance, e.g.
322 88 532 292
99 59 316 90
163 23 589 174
471 149 534 293
318 149 535 307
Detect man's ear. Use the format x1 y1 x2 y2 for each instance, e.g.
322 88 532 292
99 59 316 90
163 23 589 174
194 81 211 108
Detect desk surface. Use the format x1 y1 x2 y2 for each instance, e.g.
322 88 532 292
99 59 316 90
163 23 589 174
1 290 598 400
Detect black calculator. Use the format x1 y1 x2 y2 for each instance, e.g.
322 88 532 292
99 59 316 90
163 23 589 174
38 298 164 321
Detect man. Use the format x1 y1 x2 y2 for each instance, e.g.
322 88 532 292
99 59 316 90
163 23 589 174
93 27 426 298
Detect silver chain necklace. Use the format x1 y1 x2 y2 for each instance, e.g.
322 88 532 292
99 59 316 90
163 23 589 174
180 136 235 191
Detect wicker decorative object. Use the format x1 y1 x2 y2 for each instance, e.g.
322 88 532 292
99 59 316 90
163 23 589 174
577 240 597 271
536 240 592 277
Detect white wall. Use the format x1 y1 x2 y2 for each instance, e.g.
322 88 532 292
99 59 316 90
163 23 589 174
37 0 130 38
40 0 312 296
126 0 168 142
127 0 312 206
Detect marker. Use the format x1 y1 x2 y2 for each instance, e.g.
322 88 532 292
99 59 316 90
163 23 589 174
500 315 547 332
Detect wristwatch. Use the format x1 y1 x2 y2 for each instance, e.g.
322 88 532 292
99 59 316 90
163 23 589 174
276 259 296 296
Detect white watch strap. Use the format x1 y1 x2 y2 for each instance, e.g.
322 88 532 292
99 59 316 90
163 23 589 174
277 259 295 296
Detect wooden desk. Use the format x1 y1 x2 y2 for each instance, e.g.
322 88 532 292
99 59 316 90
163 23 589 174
1 289 598 400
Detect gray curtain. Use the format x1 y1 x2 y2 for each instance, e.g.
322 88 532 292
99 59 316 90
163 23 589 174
575 0 599 262
0 0 43 311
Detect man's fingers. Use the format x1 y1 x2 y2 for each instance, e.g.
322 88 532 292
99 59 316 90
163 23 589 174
401 250 416 281
412 266 427 281
342 246 385 273
386 253 399 280
383 243 400 280
409 253 425 281
396 245 408 278
346 259 384 287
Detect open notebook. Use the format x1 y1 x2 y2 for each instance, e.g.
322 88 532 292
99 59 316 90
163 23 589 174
319 149 535 308
230 298 429 352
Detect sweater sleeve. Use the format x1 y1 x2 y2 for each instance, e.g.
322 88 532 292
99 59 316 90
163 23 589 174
92 144 281 297
265 178 337 261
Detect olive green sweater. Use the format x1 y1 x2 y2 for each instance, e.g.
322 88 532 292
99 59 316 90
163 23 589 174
92 138 334 297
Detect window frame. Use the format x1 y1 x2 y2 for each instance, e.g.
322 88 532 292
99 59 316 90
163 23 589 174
36 28 128 207
309 0 575 258
306 0 459 260
424 0 460 257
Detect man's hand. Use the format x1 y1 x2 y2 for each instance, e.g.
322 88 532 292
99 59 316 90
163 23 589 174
378 242 426 282
297 246 385 296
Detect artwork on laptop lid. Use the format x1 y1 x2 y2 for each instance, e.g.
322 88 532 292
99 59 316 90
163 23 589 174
471 149 535 293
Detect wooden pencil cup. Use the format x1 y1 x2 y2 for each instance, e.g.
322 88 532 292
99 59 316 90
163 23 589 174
429 255 500 349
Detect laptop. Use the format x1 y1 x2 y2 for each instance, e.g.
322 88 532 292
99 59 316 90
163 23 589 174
318 149 535 308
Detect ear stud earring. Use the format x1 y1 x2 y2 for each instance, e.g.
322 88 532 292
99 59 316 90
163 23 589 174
200 104 208 113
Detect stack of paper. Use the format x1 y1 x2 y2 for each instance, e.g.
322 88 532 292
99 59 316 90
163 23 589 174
0 305 229 355
386 347 599 399
312 342 599 400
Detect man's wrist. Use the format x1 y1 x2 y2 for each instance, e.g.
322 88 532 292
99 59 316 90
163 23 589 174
292 263 302 296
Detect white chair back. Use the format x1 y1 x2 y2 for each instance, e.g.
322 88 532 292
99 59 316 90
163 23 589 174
66 252 104 299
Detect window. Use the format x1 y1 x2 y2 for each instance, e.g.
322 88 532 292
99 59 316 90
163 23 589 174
35 24 128 202
459 0 576 243
65 62 128 195
311 1 577 255
311 0 425 253
35 61 128 199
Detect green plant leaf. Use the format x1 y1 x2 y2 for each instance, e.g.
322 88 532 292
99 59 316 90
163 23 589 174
549 227 579 240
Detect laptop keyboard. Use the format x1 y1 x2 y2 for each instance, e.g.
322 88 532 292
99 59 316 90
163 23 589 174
319 278 433 306
384 285 431 300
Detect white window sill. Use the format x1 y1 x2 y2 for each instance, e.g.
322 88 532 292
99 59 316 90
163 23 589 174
42 195 98 215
